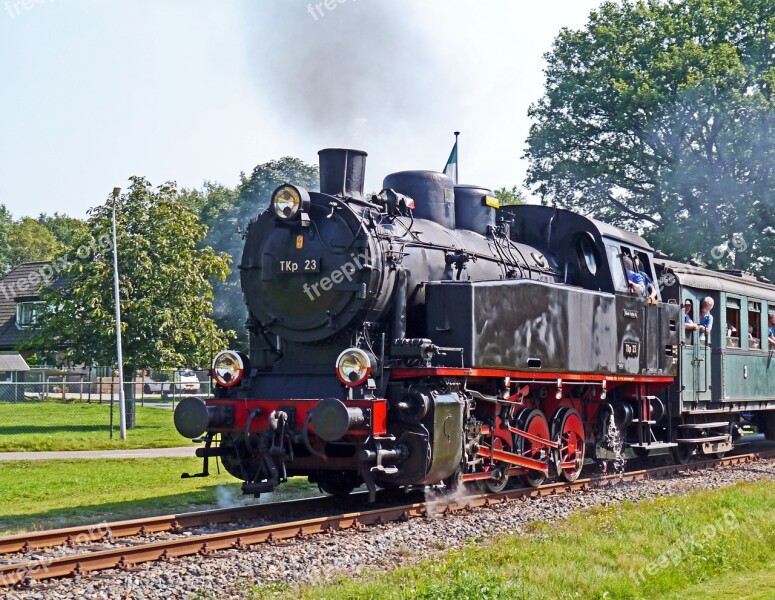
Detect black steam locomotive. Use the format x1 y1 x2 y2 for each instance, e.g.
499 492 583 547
174 148 775 500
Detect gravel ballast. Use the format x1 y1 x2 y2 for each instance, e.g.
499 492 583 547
7 458 775 599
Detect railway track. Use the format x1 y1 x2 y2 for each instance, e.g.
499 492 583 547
3 449 775 588
0 493 347 556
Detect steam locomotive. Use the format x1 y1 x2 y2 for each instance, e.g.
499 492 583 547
174 148 775 500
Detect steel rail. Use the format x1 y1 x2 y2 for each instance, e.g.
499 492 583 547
0 492 353 555
3 450 774 588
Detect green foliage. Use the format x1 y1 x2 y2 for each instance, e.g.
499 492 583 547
0 204 12 275
525 0 775 275
22 177 231 371
36 212 88 248
6 217 63 268
494 185 526 206
185 158 319 350
0 208 86 276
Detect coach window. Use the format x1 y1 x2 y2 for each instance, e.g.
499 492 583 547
684 299 696 345
748 301 762 350
726 298 741 348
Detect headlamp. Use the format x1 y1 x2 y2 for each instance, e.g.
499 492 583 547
335 348 374 387
212 350 245 388
271 184 310 220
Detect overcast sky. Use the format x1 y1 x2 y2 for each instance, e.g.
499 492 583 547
0 0 604 219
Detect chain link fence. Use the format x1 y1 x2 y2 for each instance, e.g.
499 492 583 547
0 367 212 452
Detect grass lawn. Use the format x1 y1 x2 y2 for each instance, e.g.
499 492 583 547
0 401 186 451
0 458 318 533
265 480 775 600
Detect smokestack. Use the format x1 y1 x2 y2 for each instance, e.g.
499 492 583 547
318 148 367 200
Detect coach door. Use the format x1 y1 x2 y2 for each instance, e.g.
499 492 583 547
682 296 711 405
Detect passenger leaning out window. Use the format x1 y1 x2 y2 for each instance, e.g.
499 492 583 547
698 297 714 343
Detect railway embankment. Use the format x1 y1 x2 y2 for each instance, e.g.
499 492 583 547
6 455 775 599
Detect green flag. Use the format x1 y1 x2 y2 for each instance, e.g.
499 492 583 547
443 141 458 183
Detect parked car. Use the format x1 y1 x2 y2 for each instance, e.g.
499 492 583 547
143 369 200 394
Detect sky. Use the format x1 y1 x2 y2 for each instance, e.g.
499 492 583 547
0 0 605 219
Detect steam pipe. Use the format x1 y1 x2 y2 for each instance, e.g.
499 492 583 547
393 268 409 340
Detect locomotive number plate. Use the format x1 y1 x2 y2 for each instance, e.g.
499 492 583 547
623 341 639 357
277 257 321 274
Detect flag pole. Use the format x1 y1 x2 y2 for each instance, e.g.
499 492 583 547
453 131 460 184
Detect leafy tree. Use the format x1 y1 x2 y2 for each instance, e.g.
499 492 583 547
525 0 775 275
184 158 319 350
36 213 88 248
0 205 13 275
23 178 231 427
494 186 526 206
7 217 63 268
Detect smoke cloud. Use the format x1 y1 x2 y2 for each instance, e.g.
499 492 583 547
243 0 462 144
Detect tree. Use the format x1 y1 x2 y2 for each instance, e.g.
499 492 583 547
7 217 63 268
494 186 526 207
37 213 88 248
0 205 13 275
525 0 775 275
183 158 319 350
23 177 231 426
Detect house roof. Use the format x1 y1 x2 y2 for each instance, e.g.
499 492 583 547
0 262 64 351
0 353 30 371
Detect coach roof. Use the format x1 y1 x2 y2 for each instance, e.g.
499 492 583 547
659 259 775 302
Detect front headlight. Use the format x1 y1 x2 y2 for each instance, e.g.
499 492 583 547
335 348 374 387
271 184 310 220
212 350 245 388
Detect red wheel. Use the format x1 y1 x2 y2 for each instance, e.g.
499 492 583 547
552 408 585 482
480 436 510 493
515 409 549 487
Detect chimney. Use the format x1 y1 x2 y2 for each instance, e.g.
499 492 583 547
318 148 367 201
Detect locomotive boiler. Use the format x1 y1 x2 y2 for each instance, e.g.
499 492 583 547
175 146 770 501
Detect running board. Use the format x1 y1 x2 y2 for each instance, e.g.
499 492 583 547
628 442 677 449
675 435 730 443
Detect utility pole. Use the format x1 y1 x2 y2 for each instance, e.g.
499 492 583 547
111 187 127 440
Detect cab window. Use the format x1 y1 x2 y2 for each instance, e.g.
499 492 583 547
576 234 599 275
606 244 628 292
